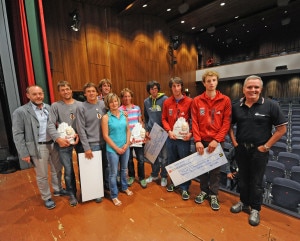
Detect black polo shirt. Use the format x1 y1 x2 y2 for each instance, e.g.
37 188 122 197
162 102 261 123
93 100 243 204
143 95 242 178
231 97 287 145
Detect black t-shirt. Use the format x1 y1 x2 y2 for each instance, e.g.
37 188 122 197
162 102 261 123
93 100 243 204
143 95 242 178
231 97 287 145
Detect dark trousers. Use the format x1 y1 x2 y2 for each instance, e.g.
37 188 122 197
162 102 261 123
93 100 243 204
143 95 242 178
235 144 268 211
199 141 221 195
128 146 145 180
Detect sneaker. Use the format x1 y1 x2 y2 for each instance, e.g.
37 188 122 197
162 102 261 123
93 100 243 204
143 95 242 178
69 195 78 207
44 198 56 210
210 195 220 211
230 201 250 213
95 197 103 203
145 176 159 183
161 177 167 187
140 179 147 188
249 209 260 226
53 189 69 196
182 190 190 200
194 191 207 204
127 177 135 186
167 183 175 192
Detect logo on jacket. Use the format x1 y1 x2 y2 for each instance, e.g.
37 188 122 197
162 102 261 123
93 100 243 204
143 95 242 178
169 109 173 116
200 108 205 115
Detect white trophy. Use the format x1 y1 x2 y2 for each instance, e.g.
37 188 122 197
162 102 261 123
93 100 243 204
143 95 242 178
57 122 76 144
130 123 146 147
172 117 189 139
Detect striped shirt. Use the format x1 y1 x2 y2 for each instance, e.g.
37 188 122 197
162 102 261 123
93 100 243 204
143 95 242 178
119 104 141 131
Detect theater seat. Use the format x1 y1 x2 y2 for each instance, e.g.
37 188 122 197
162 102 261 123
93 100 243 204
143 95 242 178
271 177 300 210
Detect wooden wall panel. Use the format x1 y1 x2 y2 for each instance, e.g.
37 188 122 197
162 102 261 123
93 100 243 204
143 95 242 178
106 8 124 46
61 40 90 90
84 5 109 66
109 43 125 95
51 71 66 101
43 0 197 106
43 0 64 72
88 63 111 86
124 40 146 82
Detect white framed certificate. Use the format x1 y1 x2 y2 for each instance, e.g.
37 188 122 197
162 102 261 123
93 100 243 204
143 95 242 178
78 151 104 202
165 144 228 186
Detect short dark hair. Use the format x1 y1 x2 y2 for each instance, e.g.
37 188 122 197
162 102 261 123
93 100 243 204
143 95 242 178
83 82 98 93
57 80 72 91
146 80 160 94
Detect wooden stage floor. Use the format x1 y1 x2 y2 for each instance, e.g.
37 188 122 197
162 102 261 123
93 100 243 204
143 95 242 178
0 161 299 241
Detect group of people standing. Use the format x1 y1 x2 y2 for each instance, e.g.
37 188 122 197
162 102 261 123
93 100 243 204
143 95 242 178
12 70 287 227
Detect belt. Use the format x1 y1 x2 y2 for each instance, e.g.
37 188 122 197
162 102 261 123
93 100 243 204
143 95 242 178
241 143 256 150
38 140 53 145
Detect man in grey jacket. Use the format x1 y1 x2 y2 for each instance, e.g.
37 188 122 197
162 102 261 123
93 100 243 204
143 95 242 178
12 85 63 210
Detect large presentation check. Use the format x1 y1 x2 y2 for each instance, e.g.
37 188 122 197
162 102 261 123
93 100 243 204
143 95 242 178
78 151 104 202
144 123 168 164
165 144 228 186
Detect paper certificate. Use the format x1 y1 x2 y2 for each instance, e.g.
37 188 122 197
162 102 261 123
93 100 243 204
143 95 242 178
78 151 104 202
144 123 168 164
165 144 228 186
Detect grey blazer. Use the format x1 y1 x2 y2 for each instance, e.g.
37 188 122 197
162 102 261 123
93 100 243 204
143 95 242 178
12 102 51 159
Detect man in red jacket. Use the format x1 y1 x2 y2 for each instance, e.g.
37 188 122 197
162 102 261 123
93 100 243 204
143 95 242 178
162 77 193 200
191 70 231 210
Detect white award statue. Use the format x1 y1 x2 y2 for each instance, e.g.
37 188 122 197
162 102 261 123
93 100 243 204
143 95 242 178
172 117 189 139
130 123 146 147
57 122 76 144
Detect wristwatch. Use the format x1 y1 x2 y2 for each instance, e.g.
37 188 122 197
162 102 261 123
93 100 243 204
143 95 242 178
263 144 270 151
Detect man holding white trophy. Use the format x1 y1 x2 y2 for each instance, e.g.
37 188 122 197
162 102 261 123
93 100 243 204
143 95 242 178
48 81 82 207
162 77 193 200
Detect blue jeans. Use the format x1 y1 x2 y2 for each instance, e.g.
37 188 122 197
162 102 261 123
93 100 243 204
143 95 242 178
107 149 130 199
128 146 145 180
151 142 168 178
166 138 191 191
55 144 77 196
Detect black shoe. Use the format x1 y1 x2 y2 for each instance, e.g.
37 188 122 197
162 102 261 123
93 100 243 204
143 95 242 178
53 189 69 196
69 195 78 207
44 198 56 210
95 197 103 203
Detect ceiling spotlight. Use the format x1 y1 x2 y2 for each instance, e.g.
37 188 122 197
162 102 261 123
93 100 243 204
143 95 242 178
220 2 226 6
167 8 171 12
69 9 80 32
142 4 147 8
181 20 185 23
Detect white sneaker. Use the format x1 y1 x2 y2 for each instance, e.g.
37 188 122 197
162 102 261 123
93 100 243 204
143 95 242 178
146 176 159 183
161 177 167 187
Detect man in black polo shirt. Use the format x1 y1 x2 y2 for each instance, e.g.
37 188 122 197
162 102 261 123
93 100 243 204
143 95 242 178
229 75 287 226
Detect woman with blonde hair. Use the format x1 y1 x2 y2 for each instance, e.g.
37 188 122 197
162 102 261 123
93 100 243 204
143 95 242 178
102 93 132 206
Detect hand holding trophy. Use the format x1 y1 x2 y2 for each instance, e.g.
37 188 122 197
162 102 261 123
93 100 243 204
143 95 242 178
57 122 76 144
